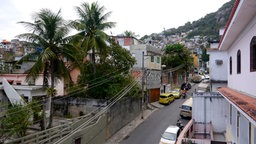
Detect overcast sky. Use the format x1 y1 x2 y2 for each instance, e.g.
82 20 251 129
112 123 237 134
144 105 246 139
0 0 230 41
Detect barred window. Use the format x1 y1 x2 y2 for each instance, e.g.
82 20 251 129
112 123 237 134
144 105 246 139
230 57 232 75
237 50 241 74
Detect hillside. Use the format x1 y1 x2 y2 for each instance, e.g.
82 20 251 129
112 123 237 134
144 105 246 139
141 0 236 41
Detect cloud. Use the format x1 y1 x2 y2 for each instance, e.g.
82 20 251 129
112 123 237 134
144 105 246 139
0 0 230 40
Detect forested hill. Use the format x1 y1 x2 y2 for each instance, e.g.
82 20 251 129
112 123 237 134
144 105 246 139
141 0 236 41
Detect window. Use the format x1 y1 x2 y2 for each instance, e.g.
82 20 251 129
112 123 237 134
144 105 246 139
250 36 256 72
151 56 154 62
157 57 160 63
230 57 232 75
15 65 21 69
237 50 241 74
74 137 81 144
117 38 124 46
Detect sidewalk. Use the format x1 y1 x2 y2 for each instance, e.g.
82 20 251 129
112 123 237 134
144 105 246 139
105 102 163 144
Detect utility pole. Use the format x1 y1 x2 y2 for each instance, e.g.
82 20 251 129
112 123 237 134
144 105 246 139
141 51 144 119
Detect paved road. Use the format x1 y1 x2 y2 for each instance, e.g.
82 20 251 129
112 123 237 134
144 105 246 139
121 84 196 144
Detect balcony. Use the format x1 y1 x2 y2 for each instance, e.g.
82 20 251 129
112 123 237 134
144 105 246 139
177 119 232 144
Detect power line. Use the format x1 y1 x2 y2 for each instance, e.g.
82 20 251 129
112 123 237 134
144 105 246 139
54 80 138 144
0 69 132 120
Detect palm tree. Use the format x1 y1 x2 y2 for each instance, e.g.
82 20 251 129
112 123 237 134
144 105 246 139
71 1 115 75
123 30 139 38
17 9 75 128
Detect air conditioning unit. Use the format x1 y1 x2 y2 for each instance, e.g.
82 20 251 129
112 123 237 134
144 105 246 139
215 59 223 65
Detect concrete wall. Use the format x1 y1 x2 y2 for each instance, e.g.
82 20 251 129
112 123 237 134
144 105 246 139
54 98 107 117
207 50 228 82
193 92 228 133
53 97 141 143
106 97 140 139
59 114 107 144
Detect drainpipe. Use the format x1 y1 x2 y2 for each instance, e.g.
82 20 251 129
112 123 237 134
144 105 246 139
204 96 206 138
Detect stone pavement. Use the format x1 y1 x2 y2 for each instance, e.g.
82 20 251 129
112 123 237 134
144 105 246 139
105 102 163 144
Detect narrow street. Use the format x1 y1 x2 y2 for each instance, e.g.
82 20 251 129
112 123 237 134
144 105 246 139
120 84 197 144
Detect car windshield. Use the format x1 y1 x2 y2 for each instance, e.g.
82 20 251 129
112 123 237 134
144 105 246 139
162 132 176 141
160 95 167 98
181 105 191 110
172 89 179 92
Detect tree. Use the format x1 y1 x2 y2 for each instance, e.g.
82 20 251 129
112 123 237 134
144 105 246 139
69 38 138 99
71 2 115 76
201 47 209 62
162 43 193 81
0 104 31 141
17 9 75 128
123 30 139 38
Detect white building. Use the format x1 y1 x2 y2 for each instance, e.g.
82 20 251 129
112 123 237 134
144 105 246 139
180 0 256 143
217 0 256 143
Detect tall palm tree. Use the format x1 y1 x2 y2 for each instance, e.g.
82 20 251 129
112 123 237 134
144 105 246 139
17 9 75 128
71 1 116 75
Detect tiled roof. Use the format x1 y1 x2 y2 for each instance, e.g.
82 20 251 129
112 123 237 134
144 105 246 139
218 87 256 122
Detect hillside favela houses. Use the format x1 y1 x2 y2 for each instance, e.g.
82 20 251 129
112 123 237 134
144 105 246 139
177 0 256 144
0 39 64 120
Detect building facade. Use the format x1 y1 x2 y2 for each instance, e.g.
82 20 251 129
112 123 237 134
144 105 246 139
217 0 256 143
130 44 162 102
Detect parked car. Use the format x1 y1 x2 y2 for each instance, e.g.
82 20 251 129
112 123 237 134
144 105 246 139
204 74 210 79
159 93 175 105
191 75 202 83
159 125 181 144
194 68 198 73
170 88 181 99
180 98 193 118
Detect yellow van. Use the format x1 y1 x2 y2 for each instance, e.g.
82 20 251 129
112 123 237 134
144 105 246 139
180 98 192 118
159 93 175 105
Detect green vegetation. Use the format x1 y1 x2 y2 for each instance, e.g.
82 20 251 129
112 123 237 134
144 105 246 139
162 44 193 69
162 43 194 80
123 30 139 38
141 0 235 41
71 2 116 77
67 39 139 99
17 8 76 128
16 2 139 101
0 101 41 141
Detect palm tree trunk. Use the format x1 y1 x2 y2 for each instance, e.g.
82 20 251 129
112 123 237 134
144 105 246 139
92 47 96 77
47 61 55 129
43 63 49 87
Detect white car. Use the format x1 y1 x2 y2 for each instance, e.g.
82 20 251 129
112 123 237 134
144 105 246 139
159 125 181 144
204 74 210 79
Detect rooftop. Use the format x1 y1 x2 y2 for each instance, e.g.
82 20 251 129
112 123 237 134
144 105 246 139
218 87 256 123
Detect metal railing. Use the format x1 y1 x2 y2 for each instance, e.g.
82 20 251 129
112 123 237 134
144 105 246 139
5 110 99 144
